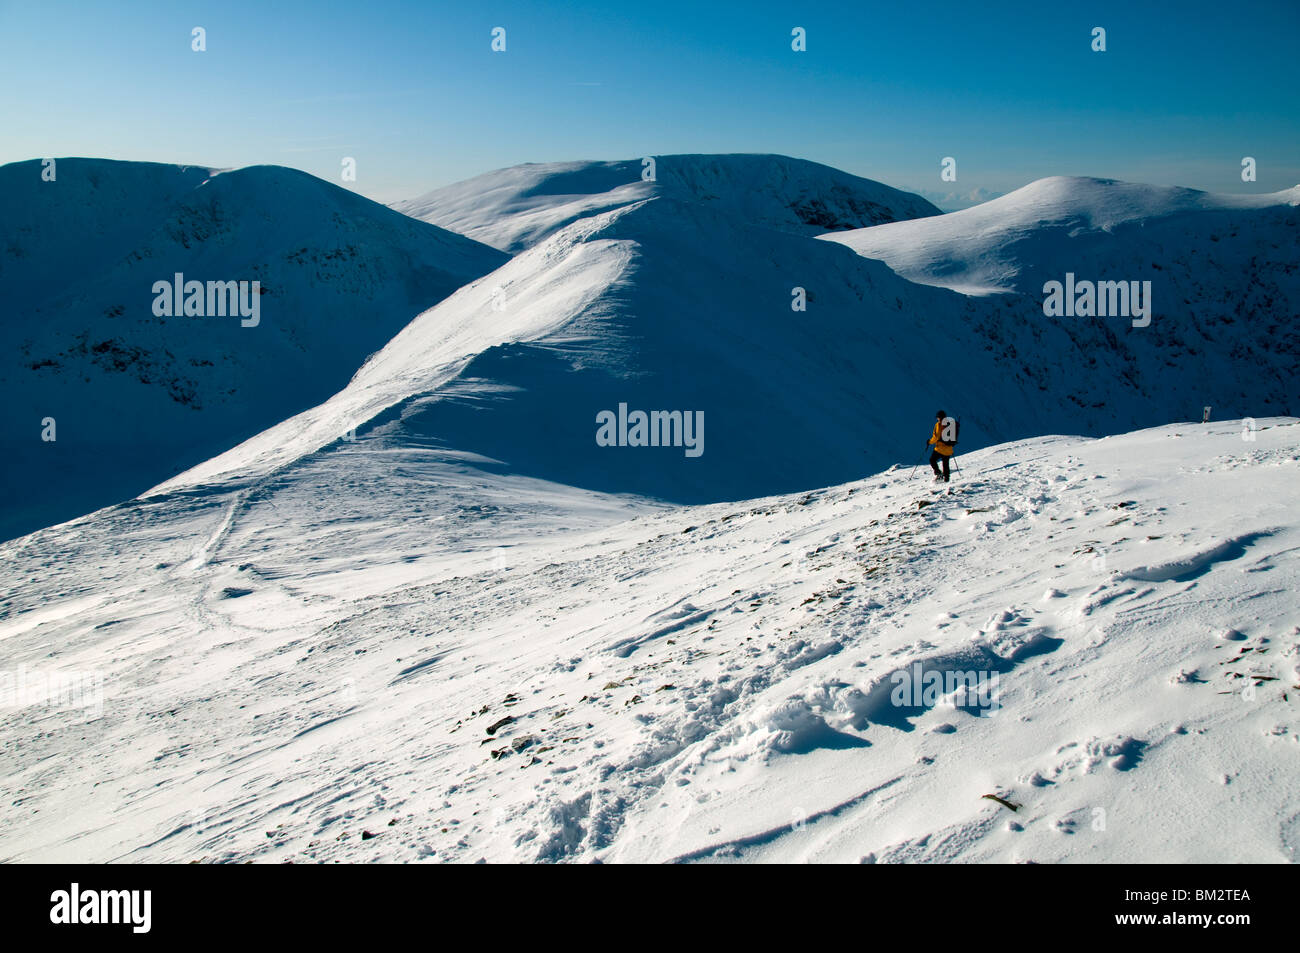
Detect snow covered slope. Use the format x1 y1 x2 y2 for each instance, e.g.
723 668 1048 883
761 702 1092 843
0 158 508 541
158 179 1299 510
392 154 942 253
145 194 1046 503
1 418 1296 863
820 175 1300 296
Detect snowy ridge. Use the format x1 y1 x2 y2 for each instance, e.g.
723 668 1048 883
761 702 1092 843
148 205 641 492
0 420 1296 862
142 192 1028 503
820 175 1300 295
392 154 942 253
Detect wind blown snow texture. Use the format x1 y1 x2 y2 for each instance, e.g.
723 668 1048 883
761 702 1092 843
0 420 1297 862
0 158 508 542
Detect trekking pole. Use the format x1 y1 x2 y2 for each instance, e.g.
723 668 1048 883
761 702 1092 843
908 447 930 481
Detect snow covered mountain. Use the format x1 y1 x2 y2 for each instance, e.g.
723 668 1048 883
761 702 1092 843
0 158 508 542
2 153 1298 866
1 418 1296 862
161 171 1299 511
820 175 1300 296
149 195 982 504
391 154 942 253
11 160 1289 545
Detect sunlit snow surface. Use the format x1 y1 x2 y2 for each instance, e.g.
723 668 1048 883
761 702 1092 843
2 420 1297 863
821 176 1300 295
392 154 942 254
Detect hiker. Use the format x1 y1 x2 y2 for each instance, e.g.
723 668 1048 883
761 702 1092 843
928 409 957 482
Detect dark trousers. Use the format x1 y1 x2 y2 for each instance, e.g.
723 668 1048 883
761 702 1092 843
930 450 950 481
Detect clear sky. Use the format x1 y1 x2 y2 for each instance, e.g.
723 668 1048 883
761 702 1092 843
2 0 1297 205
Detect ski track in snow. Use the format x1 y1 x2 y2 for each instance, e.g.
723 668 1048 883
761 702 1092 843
1 421 1298 863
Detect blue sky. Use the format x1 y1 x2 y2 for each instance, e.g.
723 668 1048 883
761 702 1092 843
2 0 1297 204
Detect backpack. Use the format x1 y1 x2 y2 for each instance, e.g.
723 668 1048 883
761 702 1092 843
940 416 959 446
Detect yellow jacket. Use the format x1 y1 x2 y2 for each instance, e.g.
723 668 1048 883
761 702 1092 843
929 421 954 456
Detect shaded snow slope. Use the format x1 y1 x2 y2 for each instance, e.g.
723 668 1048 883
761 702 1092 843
0 158 508 541
392 154 942 253
820 175 1300 295
1 419 1296 862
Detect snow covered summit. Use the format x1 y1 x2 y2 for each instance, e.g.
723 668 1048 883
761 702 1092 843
392 154 942 253
820 175 1300 296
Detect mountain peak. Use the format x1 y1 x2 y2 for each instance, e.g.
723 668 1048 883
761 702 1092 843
822 174 1300 295
392 154 940 254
